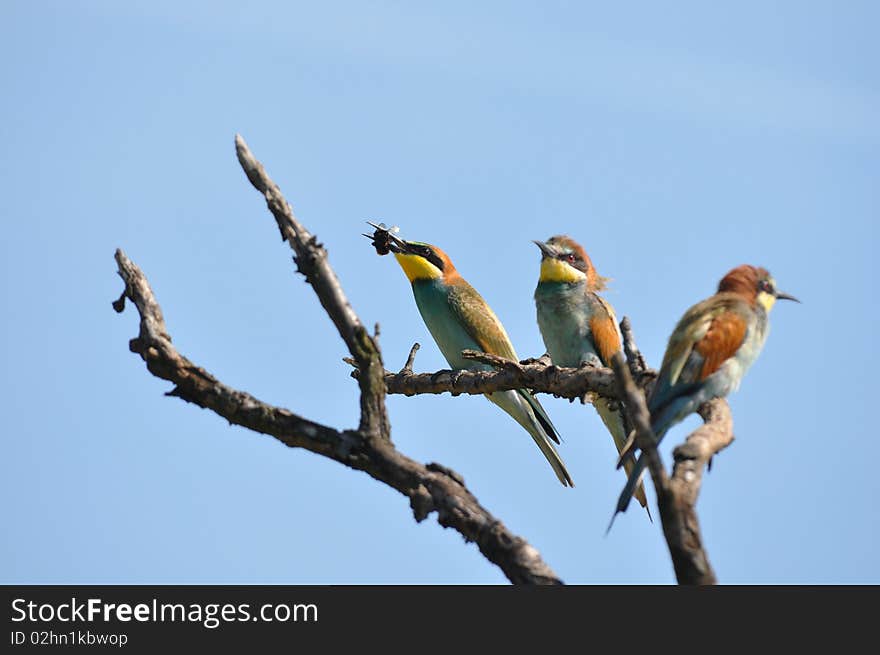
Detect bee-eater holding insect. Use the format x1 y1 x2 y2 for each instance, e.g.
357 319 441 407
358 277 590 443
533 236 650 515
611 264 799 521
366 223 573 487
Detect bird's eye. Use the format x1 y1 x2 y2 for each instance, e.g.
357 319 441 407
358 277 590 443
565 253 576 264
759 279 774 294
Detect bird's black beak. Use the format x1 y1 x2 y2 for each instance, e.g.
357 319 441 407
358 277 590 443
391 236 419 254
775 291 800 303
533 240 558 259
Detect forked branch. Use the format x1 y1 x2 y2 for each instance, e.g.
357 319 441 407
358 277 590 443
611 350 733 585
112 136 563 585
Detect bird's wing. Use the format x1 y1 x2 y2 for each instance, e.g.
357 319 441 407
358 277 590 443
650 295 750 412
588 294 623 366
446 282 564 446
445 281 519 360
693 306 751 380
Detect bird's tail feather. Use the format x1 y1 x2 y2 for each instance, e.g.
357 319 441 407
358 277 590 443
615 453 647 516
594 398 650 517
487 390 574 487
519 390 562 445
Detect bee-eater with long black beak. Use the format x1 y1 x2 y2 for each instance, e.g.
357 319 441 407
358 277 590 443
368 226 573 487
612 264 799 520
533 236 650 514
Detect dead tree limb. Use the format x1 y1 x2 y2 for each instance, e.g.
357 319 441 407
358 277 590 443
364 357 620 401
112 135 562 585
611 350 733 585
234 134 388 440
666 400 734 584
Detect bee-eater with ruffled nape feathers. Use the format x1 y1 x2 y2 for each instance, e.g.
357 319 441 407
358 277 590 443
370 228 573 487
533 236 650 515
612 264 799 520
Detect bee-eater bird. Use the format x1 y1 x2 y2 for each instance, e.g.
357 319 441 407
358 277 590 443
533 236 650 515
367 226 574 487
612 264 799 520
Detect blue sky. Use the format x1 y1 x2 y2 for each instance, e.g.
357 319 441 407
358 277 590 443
2 1 877 584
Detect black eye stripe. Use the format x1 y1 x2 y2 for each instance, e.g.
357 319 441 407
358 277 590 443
557 251 586 271
418 247 444 271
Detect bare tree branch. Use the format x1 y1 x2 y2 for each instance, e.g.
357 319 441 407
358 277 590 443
610 351 734 585
665 399 734 584
360 358 620 400
400 342 420 374
113 248 356 460
112 136 564 585
610 353 668 493
234 134 388 439
620 316 651 383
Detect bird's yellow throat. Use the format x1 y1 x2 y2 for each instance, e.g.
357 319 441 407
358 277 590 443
394 252 443 282
756 290 776 312
539 257 586 284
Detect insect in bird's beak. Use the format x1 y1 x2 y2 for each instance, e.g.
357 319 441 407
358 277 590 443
363 221 406 256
